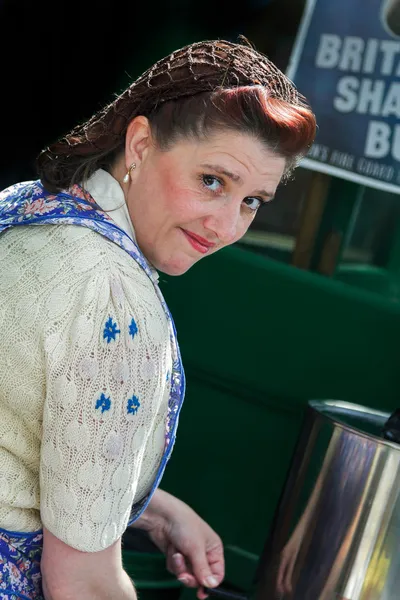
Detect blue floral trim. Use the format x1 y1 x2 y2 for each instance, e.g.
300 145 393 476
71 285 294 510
0 529 43 599
0 179 186 532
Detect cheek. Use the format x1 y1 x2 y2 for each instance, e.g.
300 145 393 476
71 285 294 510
158 165 202 219
158 165 180 201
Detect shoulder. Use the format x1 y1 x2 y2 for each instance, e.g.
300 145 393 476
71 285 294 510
1 222 151 286
1 223 164 337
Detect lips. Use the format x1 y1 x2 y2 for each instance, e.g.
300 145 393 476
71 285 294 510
180 229 216 254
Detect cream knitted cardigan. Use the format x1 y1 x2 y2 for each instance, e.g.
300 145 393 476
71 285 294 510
0 170 171 551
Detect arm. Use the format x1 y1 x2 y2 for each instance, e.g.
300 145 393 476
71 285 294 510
131 489 187 535
40 260 173 597
41 528 136 600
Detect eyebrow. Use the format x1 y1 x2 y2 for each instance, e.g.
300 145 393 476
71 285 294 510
200 162 274 199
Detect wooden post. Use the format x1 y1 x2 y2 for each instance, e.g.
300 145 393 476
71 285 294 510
291 171 331 270
316 231 343 276
316 182 365 277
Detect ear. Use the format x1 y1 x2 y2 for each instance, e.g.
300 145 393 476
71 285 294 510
125 116 153 169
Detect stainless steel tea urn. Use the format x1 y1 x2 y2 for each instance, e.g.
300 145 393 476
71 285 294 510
254 400 400 600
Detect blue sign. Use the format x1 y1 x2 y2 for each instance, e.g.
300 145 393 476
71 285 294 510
288 0 400 193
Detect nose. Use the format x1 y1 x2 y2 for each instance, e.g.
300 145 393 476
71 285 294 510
204 201 240 245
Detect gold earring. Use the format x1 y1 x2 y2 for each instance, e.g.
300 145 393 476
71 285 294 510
123 162 136 183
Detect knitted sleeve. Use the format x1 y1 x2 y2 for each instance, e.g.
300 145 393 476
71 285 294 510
40 265 172 552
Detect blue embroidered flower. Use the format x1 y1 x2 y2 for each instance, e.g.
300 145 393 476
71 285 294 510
127 395 140 415
129 318 138 339
96 393 111 413
103 317 120 343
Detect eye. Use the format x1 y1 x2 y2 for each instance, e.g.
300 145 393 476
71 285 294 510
243 197 264 211
201 174 223 193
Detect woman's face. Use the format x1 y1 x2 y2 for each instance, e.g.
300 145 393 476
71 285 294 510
125 124 286 275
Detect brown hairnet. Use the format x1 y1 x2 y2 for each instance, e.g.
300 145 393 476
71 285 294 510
50 39 306 155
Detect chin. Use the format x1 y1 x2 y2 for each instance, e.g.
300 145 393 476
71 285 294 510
155 257 196 277
160 264 192 276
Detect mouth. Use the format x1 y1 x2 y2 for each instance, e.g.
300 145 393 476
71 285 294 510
180 229 216 255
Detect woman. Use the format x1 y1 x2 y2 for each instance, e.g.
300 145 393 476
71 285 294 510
0 39 316 599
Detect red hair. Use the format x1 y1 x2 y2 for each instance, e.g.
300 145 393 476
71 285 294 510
149 86 316 179
38 86 316 192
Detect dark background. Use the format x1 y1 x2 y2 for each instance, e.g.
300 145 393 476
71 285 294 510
0 0 306 188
